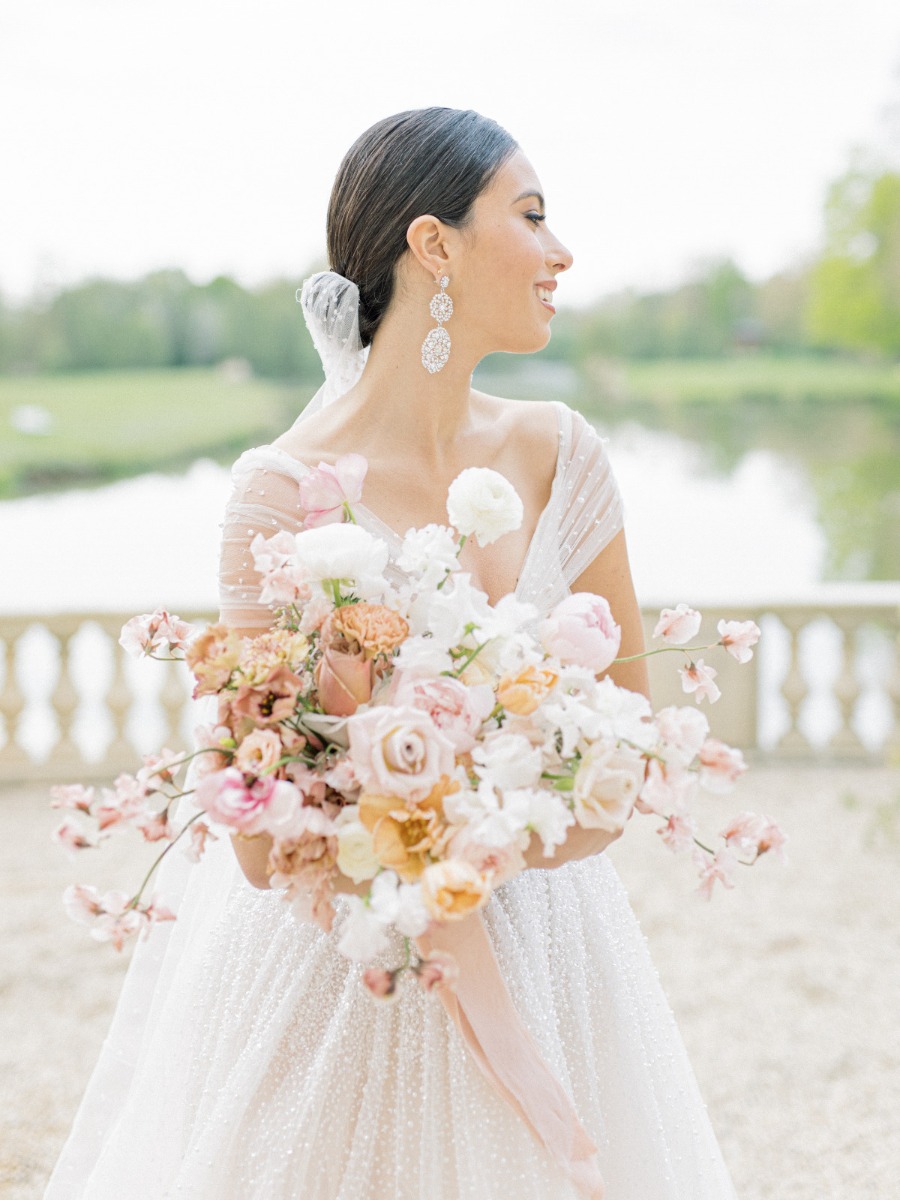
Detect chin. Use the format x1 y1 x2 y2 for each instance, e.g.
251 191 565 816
496 324 553 356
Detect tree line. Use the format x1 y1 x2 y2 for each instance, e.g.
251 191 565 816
1 159 898 377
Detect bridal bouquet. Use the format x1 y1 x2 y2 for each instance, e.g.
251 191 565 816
51 455 785 995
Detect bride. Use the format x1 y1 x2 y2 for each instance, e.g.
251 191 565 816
45 106 739 1199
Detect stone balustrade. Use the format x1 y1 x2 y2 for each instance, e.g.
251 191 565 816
1 589 898 783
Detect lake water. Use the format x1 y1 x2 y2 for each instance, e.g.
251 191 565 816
2 418 895 759
0 421 829 614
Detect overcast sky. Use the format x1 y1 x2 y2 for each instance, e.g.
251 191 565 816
3 0 899 307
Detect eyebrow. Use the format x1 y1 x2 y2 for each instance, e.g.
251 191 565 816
512 190 545 209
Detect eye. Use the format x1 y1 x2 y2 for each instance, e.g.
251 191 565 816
525 211 546 225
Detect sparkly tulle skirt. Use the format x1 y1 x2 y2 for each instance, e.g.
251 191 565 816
45 830 738 1200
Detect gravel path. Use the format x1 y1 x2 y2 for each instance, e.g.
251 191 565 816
3 763 899 1199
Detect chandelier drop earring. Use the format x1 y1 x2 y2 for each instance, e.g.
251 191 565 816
421 274 453 373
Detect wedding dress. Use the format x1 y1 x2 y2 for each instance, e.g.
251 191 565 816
45 275 739 1200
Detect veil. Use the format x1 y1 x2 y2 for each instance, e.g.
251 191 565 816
44 270 367 1197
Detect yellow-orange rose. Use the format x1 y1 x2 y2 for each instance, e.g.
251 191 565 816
420 859 490 921
496 664 559 715
358 776 457 882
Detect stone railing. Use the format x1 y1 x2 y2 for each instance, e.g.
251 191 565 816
1 589 898 783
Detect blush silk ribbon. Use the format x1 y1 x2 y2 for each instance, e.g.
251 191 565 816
415 911 605 1200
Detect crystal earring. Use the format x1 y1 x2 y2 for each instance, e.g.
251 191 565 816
421 274 453 373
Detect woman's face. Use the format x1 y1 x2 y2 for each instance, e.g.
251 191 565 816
457 148 574 355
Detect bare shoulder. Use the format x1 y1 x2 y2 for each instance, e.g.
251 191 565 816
472 391 561 472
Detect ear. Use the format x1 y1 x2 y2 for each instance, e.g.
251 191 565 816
405 213 453 281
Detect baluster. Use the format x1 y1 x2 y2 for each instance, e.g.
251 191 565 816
0 627 32 772
101 618 136 771
828 613 868 758
160 659 190 751
50 619 84 767
884 619 900 764
775 611 811 757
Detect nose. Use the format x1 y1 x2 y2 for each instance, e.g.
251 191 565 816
546 231 573 275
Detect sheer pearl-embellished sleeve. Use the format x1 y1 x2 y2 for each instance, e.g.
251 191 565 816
556 404 625 589
218 449 307 630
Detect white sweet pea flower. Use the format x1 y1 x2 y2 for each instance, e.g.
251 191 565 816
336 895 390 962
397 524 461 588
392 635 455 678
368 871 430 938
539 692 606 757
586 676 656 748
446 467 524 547
471 731 544 791
519 788 575 857
444 779 530 848
424 572 495 648
292 524 390 599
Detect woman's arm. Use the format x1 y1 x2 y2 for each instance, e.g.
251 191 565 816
523 525 649 871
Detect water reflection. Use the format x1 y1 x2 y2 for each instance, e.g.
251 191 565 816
587 394 900 583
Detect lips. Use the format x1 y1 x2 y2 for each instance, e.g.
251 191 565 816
535 283 556 312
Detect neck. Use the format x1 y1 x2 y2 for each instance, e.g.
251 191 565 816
333 305 492 466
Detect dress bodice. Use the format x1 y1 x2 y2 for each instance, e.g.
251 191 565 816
218 399 625 628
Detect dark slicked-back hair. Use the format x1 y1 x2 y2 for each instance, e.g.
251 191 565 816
326 107 519 347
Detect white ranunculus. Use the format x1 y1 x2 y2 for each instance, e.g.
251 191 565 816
292 524 390 598
335 807 379 883
446 467 524 547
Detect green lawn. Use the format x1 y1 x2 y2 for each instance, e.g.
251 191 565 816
0 368 316 497
2 357 897 499
603 354 900 405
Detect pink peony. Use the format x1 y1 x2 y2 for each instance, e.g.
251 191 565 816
119 609 197 658
698 738 747 793
678 659 721 704
539 592 621 674
194 767 302 836
388 672 494 754
298 454 368 528
652 604 702 646
348 705 457 804
717 619 761 664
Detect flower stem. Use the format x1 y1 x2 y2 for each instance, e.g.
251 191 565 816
128 809 206 909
